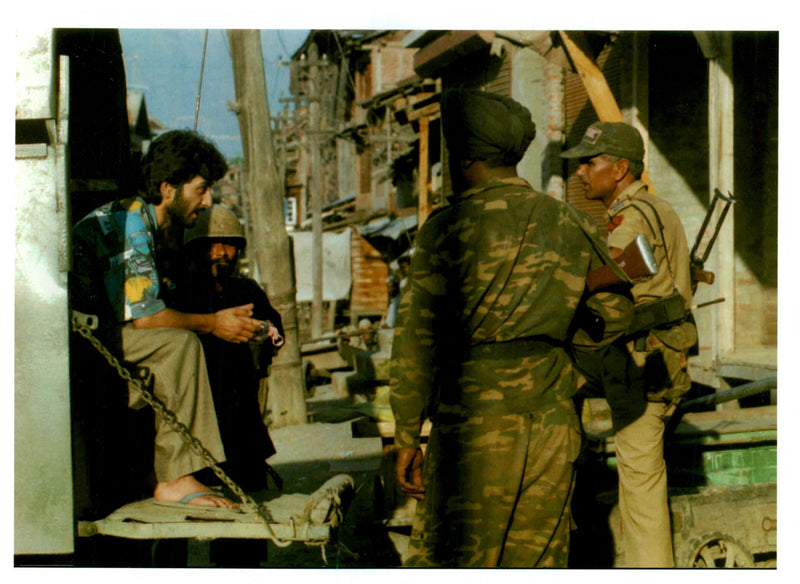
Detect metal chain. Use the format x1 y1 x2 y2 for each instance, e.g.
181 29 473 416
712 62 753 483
71 312 293 548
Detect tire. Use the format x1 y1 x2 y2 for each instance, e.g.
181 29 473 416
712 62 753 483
684 533 755 568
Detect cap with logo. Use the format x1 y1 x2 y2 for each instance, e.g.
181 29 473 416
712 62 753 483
560 121 644 162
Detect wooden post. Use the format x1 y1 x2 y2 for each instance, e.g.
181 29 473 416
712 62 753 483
708 32 736 382
308 43 324 338
417 116 431 226
227 29 307 427
559 30 656 194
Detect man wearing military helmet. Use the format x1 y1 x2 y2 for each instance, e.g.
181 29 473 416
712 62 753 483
389 90 632 567
562 121 697 567
173 204 285 493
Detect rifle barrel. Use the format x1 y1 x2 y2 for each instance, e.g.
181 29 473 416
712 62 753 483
691 297 725 310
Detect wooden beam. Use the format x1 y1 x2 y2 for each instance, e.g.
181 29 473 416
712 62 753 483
406 101 440 122
559 31 656 194
559 31 624 122
418 116 431 226
413 30 495 79
708 33 736 362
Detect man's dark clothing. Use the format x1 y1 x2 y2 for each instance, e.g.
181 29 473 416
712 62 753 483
171 274 284 492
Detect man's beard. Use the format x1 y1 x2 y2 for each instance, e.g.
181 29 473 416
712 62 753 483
210 258 237 280
167 188 199 227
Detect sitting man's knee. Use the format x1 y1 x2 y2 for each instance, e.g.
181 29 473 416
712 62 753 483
164 328 203 354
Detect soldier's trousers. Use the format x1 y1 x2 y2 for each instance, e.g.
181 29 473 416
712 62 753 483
576 334 690 567
121 325 226 482
612 332 692 567
404 399 581 567
614 401 673 567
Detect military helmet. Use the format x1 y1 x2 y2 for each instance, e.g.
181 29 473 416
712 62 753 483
183 204 246 247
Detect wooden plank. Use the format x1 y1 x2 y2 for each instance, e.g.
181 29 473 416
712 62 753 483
77 495 328 542
78 474 355 543
406 101 440 122
418 116 431 226
413 31 495 79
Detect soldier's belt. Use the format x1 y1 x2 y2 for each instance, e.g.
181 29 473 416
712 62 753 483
466 336 561 361
626 291 687 338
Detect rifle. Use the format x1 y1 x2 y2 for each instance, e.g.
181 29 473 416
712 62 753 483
586 233 658 293
690 188 736 290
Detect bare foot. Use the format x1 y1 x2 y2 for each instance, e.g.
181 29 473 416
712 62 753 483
154 474 238 509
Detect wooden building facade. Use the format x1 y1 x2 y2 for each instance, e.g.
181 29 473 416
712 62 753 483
279 29 778 394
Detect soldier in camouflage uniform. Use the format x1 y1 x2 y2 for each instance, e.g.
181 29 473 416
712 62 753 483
389 89 633 567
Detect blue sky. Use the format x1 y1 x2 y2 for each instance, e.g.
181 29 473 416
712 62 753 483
120 29 309 159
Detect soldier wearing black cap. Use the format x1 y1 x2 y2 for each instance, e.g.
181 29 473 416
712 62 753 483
389 91 633 567
562 121 697 567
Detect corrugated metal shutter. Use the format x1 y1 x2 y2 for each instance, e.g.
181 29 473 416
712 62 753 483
484 53 512 96
349 230 389 318
563 40 625 234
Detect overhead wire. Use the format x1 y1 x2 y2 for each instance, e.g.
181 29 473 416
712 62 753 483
193 29 210 132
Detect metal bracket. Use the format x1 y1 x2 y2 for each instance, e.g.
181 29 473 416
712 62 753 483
71 310 99 331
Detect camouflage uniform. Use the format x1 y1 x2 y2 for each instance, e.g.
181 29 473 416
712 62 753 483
390 177 632 567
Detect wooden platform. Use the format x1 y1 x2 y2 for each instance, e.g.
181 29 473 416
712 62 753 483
77 474 355 545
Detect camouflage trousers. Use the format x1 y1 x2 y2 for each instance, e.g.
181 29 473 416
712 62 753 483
404 399 581 567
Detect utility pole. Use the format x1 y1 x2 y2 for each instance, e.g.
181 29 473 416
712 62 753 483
308 43 324 338
227 29 307 428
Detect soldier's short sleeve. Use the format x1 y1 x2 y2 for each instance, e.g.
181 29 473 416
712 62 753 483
608 208 645 251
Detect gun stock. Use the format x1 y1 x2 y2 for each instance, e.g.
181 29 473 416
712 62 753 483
691 261 715 286
586 234 658 293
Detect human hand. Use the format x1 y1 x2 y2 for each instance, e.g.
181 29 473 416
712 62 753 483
266 322 285 347
395 447 425 500
254 321 285 347
211 304 260 343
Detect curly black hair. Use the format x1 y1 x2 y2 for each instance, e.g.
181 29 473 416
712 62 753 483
140 130 228 203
